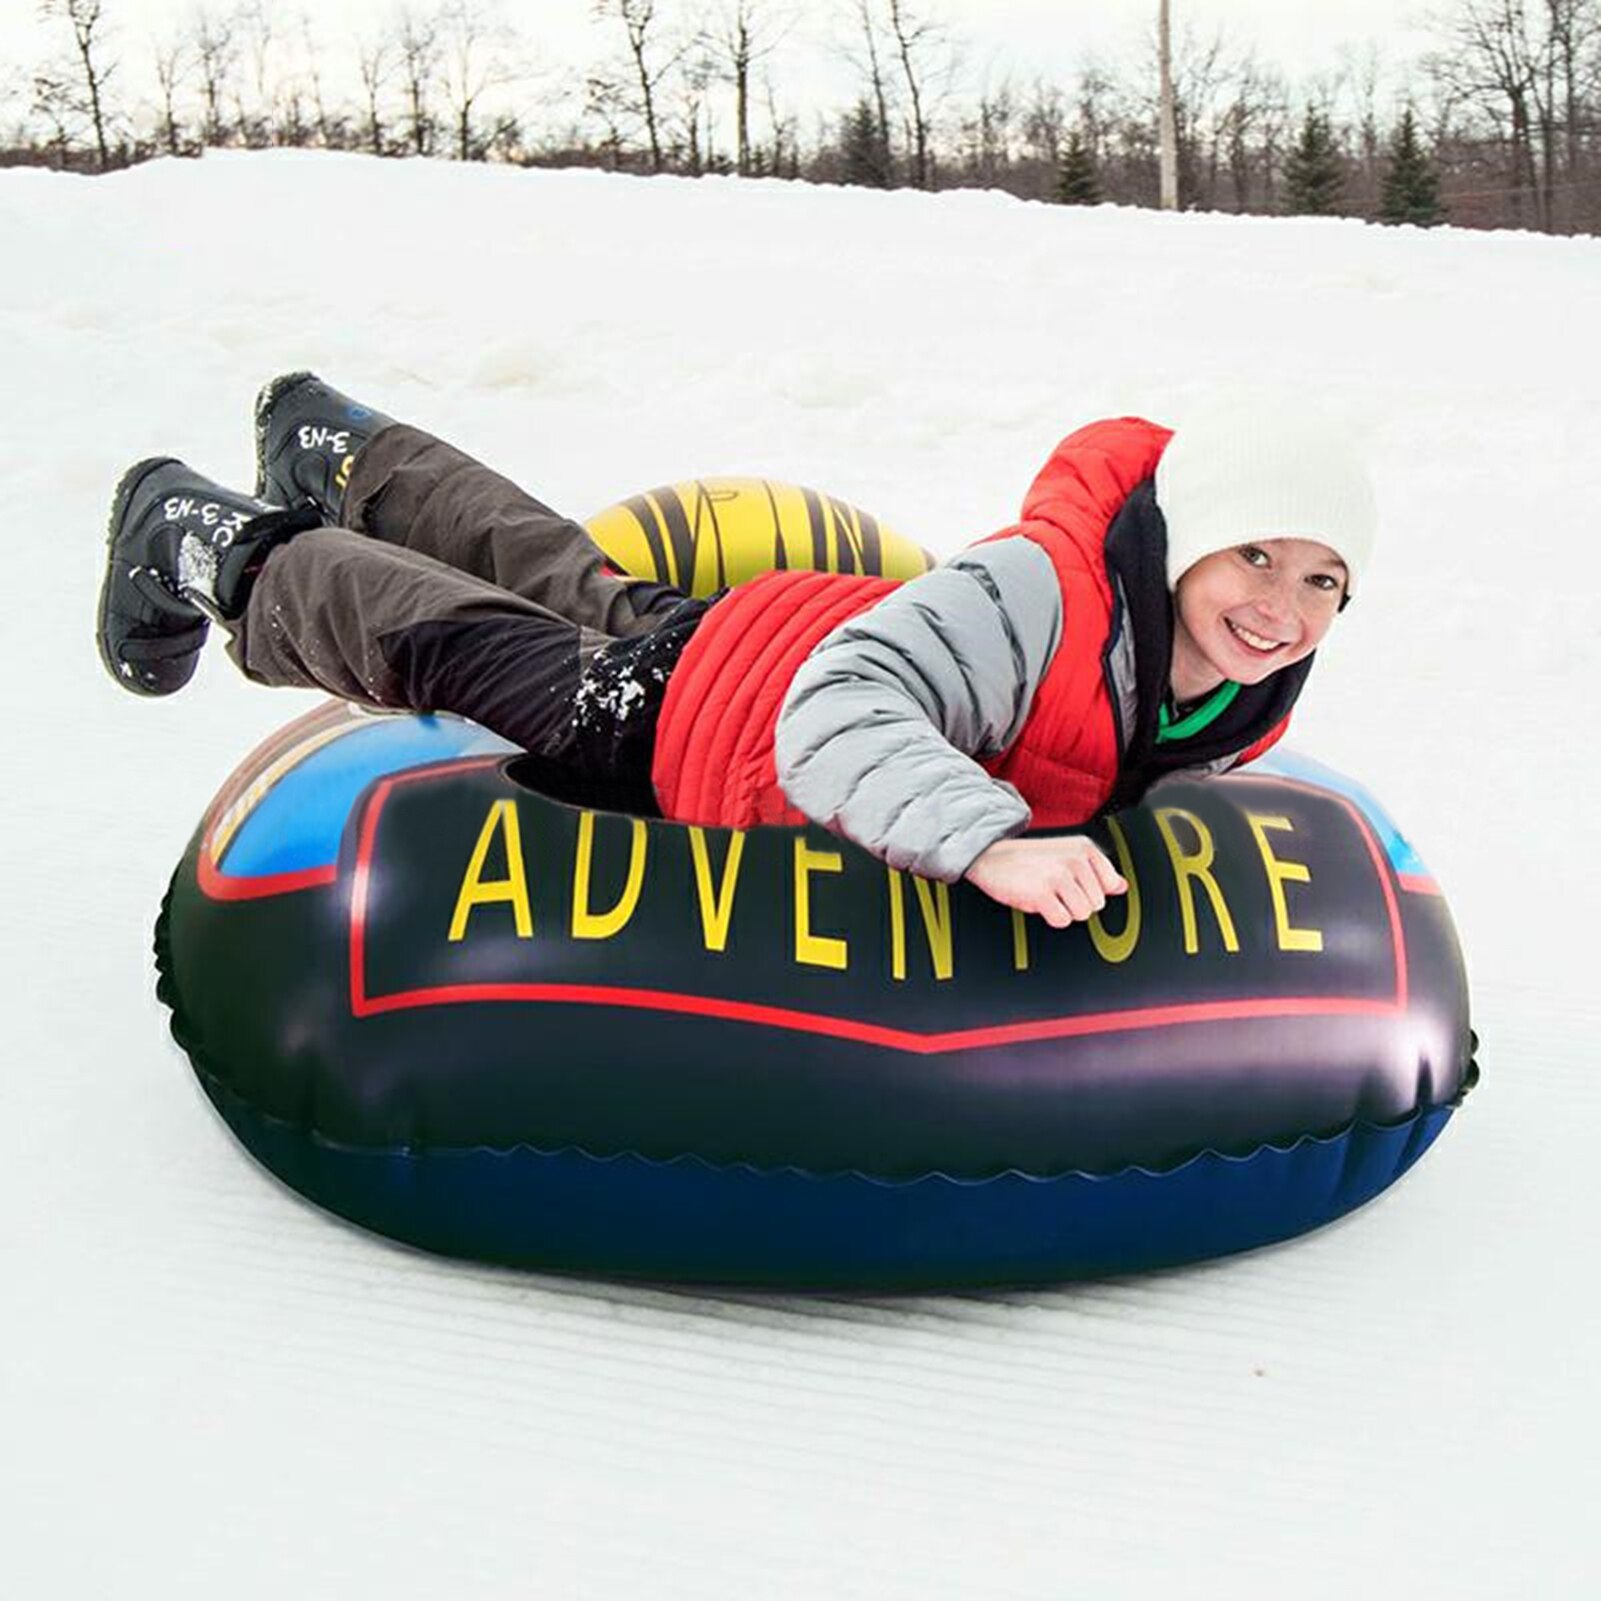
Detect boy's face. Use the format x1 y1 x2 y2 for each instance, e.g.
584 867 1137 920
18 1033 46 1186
1170 537 1347 696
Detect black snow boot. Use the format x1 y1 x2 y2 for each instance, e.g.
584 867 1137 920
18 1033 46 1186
97 457 322 696
254 370 395 521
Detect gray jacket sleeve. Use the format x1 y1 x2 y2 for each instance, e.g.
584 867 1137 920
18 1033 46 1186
773 536 1063 882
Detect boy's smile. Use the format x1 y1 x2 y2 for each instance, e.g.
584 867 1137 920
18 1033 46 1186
1169 538 1347 702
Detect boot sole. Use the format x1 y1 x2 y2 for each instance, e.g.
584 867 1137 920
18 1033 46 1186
253 369 319 504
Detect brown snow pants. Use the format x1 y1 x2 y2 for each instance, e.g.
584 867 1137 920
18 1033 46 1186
225 424 708 811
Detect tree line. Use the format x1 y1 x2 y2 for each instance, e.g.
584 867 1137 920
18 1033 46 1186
10 0 1601 235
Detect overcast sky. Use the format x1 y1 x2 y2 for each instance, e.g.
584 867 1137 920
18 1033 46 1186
3 0 1443 125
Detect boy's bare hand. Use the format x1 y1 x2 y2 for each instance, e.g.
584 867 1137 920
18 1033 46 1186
962 836 1128 928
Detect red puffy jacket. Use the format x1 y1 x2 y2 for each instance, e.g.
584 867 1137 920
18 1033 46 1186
650 417 1288 830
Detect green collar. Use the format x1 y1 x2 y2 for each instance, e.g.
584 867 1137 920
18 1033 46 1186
1157 679 1241 743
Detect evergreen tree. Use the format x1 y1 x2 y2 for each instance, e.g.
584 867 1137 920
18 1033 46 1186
1379 108 1445 227
1055 129 1102 205
840 98 893 188
1282 106 1345 215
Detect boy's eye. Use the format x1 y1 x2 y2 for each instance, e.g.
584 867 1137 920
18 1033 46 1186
1309 574 1340 592
1239 545 1268 567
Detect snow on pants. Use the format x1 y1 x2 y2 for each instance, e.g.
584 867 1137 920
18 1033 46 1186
226 423 714 816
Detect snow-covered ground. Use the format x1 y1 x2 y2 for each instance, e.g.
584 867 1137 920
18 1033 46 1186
4 151 1597 1598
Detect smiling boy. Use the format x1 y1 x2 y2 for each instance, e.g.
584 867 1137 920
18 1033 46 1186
97 384 1375 930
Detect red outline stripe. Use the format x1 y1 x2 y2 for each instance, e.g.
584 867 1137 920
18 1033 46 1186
196 702 360 902
352 982 1398 1054
348 769 1413 1051
198 854 339 902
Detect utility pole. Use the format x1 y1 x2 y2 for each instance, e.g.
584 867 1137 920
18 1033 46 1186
1158 0 1178 209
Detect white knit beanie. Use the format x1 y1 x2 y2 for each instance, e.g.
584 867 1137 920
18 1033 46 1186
1155 406 1378 598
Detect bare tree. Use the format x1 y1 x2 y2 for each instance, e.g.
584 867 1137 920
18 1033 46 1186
674 44 719 171
1216 53 1287 210
884 0 948 188
38 0 116 170
704 0 793 175
151 28 190 156
845 0 896 181
439 0 521 160
298 14 329 145
393 5 442 156
189 7 237 148
1073 58 1122 167
583 68 633 168
1545 0 1601 187
276 78 313 148
1019 77 1066 169
594 0 682 174
959 71 1015 185
1531 0 1601 226
355 30 394 156
759 70 798 175
30 66 79 164
1333 40 1387 199
1426 0 1548 226
230 0 276 146
1255 73 1298 210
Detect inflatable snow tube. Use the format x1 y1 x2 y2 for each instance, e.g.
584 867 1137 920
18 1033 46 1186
582 474 936 588
154 482 1476 1289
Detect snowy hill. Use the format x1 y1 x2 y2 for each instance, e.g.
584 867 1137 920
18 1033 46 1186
3 150 1596 1598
